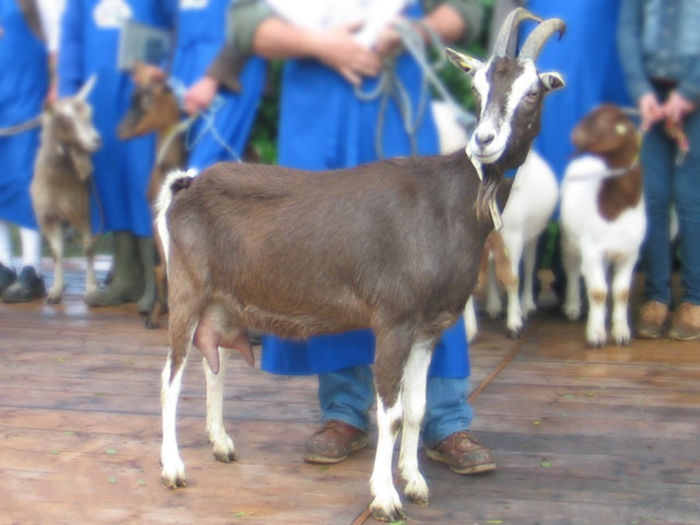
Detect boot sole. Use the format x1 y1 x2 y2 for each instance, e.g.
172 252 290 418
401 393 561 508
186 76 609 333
304 437 369 464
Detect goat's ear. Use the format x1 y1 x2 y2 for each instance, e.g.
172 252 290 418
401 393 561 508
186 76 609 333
445 48 483 76
540 72 565 93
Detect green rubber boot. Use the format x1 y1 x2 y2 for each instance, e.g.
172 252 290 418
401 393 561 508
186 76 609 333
136 236 157 315
86 231 144 306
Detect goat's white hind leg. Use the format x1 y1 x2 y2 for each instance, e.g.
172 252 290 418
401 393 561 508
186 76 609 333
161 348 189 488
610 256 636 346
485 258 503 319
399 340 433 506
370 396 404 522
43 222 64 304
204 347 236 463
562 239 582 321
504 236 524 337
464 296 478 343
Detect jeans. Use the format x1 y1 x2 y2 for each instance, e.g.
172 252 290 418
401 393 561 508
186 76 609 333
318 365 474 449
641 104 700 306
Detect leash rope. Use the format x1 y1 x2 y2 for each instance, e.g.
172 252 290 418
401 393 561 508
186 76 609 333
0 115 42 137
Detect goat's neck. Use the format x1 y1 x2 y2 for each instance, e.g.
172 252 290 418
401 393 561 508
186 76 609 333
602 139 638 170
597 141 643 221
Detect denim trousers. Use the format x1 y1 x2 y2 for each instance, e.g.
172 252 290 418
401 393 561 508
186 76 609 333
318 365 474 448
641 106 700 306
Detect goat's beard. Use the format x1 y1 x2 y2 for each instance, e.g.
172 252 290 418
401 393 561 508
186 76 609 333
474 168 502 222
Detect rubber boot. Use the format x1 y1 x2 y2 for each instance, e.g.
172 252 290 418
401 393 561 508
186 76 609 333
86 231 144 306
136 236 157 315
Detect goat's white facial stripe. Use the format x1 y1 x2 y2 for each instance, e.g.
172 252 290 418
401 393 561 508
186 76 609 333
468 60 539 164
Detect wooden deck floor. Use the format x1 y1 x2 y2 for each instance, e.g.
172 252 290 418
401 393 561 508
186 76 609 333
1 264 699 524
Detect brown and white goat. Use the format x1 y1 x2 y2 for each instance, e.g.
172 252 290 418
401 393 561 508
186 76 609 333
118 80 187 328
560 104 645 347
157 9 565 522
30 77 101 304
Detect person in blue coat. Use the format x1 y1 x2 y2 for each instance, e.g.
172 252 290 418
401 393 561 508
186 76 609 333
230 0 495 474
145 0 266 172
0 0 64 302
58 0 175 309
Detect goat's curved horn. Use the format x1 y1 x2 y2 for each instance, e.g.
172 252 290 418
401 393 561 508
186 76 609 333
518 18 566 61
76 74 98 101
492 7 542 57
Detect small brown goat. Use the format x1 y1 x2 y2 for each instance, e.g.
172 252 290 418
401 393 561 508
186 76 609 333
560 104 645 347
158 9 565 522
118 80 187 328
30 77 101 304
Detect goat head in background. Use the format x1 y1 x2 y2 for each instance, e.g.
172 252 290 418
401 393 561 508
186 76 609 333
157 8 565 523
560 104 645 347
30 76 101 304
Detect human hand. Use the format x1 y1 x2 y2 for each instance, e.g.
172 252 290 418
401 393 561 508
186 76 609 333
638 92 664 131
662 90 696 124
373 24 403 59
310 23 381 85
184 76 219 115
45 81 58 106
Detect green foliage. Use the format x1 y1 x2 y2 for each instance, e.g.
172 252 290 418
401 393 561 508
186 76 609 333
247 1 494 165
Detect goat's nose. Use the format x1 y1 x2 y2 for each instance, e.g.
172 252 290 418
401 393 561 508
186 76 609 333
475 129 495 147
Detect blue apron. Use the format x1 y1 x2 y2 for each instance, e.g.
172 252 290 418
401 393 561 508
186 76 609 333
524 0 631 185
58 0 173 235
170 0 265 170
261 3 469 379
0 0 47 229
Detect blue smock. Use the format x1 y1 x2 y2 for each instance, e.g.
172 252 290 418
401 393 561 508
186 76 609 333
170 0 265 170
261 3 469 379
523 0 632 183
0 0 47 229
58 0 175 235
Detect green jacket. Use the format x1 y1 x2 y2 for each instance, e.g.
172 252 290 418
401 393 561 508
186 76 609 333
226 0 484 54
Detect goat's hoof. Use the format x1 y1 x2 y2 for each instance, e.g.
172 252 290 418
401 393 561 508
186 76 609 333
506 328 522 339
213 449 237 463
161 472 186 489
370 501 406 523
404 483 429 506
612 327 631 347
46 293 61 305
144 319 160 330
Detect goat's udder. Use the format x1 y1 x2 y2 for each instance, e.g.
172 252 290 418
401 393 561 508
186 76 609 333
193 321 255 374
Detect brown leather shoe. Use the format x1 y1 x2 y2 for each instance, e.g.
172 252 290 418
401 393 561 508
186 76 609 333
304 419 368 464
425 431 495 474
668 302 700 341
636 300 669 339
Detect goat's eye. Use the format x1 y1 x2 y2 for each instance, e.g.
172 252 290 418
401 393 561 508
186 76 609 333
526 87 539 99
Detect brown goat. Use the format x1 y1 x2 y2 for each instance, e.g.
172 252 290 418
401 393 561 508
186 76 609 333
118 80 187 328
30 77 101 304
158 9 566 522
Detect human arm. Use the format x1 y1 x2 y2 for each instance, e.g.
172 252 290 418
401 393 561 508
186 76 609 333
56 0 84 97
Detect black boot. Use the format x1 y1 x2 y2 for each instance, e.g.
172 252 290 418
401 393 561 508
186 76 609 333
0 263 17 295
85 232 144 306
2 266 46 303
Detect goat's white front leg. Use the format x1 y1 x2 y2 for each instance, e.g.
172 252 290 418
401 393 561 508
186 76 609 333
399 340 433 506
581 252 608 348
485 257 503 318
610 256 636 346
43 223 64 304
370 396 404 522
161 351 188 488
204 347 236 463
520 239 538 318
504 236 524 336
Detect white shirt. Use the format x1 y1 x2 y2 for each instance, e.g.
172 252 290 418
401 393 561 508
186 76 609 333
36 0 66 53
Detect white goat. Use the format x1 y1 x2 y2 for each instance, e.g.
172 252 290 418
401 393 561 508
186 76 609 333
30 77 101 303
560 104 645 347
464 149 557 340
157 9 565 522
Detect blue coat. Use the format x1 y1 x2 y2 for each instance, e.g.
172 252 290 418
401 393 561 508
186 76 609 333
524 0 631 183
170 0 265 170
0 0 47 229
261 3 470 379
58 0 174 235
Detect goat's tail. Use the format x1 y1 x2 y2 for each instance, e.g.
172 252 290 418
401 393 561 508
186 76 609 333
154 169 198 268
